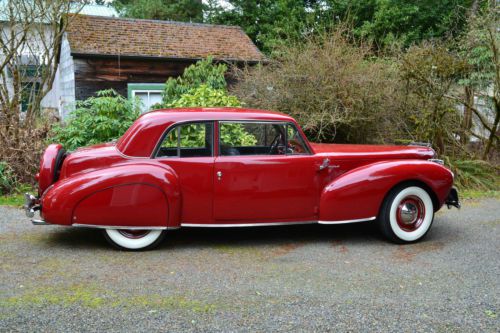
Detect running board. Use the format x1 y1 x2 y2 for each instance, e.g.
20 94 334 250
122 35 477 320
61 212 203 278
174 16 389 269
181 217 376 228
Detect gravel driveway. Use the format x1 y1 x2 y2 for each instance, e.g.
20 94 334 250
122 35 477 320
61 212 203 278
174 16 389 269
0 198 499 332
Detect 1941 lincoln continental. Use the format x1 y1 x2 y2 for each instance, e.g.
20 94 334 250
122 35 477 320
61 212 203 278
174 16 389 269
25 107 460 250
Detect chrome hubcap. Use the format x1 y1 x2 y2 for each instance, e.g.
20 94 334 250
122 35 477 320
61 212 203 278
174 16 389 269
400 202 419 224
117 229 150 239
396 195 425 232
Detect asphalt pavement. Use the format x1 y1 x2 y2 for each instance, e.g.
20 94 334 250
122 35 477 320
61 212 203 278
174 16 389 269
0 198 499 332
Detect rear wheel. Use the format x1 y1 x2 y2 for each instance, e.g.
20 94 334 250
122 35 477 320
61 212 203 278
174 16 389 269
378 185 434 243
103 229 165 250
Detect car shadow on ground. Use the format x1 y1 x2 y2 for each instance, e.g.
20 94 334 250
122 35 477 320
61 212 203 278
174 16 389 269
44 222 385 251
161 222 383 250
43 217 457 251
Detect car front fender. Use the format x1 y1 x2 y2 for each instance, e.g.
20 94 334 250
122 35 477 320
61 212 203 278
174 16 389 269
40 162 181 228
319 160 454 222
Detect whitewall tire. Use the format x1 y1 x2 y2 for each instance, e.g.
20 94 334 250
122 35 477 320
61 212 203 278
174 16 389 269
103 229 165 250
379 184 435 243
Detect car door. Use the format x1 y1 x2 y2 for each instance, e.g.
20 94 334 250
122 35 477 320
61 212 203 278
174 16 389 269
155 121 215 224
213 121 320 223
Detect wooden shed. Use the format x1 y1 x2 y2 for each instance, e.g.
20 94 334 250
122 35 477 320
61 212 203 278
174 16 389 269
58 14 265 116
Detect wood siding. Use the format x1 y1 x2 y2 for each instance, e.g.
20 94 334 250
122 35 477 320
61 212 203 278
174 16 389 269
73 57 194 100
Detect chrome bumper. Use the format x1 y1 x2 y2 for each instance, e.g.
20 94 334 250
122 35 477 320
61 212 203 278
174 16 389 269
24 193 48 225
445 187 461 209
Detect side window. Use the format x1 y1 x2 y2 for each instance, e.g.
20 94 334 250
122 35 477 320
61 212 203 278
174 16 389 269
286 124 309 155
157 122 213 158
219 122 287 156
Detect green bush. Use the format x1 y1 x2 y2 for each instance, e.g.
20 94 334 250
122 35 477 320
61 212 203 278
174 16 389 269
159 58 256 147
165 85 256 147
219 123 257 146
52 90 141 150
162 57 227 106
445 158 500 191
167 84 241 108
0 162 18 196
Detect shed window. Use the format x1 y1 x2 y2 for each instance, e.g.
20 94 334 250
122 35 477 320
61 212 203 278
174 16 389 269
128 83 164 113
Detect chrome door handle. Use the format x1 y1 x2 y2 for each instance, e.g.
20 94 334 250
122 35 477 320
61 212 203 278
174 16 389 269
318 158 330 171
216 171 222 180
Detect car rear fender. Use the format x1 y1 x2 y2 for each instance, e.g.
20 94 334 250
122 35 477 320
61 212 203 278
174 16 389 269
40 162 181 228
319 160 454 222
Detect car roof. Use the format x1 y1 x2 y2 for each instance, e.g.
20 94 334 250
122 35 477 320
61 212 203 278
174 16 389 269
145 107 294 122
116 107 297 157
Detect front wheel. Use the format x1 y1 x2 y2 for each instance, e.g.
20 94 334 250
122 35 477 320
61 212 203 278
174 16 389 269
103 229 166 250
378 185 435 243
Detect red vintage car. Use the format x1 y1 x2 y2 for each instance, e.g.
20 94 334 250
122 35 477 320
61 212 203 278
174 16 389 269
25 108 460 250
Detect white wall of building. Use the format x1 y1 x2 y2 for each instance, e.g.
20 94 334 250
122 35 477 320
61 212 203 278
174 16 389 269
57 35 75 119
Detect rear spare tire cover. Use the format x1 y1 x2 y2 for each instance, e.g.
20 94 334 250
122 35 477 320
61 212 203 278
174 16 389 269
38 144 65 194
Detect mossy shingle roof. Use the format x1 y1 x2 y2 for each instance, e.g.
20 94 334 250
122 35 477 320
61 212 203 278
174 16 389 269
66 15 265 62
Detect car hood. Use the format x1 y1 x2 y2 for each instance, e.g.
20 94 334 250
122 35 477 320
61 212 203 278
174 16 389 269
310 143 435 160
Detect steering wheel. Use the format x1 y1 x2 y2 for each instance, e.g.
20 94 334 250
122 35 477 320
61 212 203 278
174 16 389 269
269 134 283 154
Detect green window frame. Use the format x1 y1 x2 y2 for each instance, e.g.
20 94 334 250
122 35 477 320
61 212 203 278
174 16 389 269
127 83 165 112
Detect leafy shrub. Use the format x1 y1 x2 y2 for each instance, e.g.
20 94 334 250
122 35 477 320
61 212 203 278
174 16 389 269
159 58 256 147
52 90 141 150
445 158 500 191
166 84 241 108
400 43 469 155
162 57 228 106
163 121 257 149
165 85 256 146
219 123 257 146
0 111 54 191
231 28 405 144
0 162 18 196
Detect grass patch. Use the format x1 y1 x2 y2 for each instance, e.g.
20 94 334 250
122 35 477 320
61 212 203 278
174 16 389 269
461 189 500 200
0 285 106 309
0 285 217 313
0 184 34 207
0 192 26 207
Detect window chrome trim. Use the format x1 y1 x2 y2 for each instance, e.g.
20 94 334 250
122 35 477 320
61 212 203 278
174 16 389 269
217 120 311 157
152 120 215 159
285 123 311 155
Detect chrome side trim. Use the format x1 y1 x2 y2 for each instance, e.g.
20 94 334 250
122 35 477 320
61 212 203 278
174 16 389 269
71 217 375 230
115 148 151 160
409 142 432 147
32 219 49 226
318 216 376 224
181 221 317 228
428 158 444 165
72 224 177 230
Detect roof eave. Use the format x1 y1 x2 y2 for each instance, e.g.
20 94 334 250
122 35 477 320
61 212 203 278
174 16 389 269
70 52 267 65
